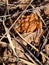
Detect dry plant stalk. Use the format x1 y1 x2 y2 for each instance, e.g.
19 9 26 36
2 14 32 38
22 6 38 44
3 20 17 56
25 53 38 65
20 59 37 65
0 41 7 47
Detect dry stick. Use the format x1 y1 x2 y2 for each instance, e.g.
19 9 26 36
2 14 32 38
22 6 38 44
41 31 49 50
15 30 49 60
6 0 9 14
20 59 36 65
3 20 17 56
25 53 38 65
20 51 37 65
3 63 5 65
0 15 10 18
0 41 7 47
26 48 43 65
0 0 33 41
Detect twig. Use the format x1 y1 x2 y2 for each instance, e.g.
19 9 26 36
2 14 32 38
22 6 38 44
25 53 38 65
3 19 17 56
0 15 10 18
20 58 36 65
41 31 49 50
0 41 7 47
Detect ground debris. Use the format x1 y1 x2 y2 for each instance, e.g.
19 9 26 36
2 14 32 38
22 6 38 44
0 0 49 65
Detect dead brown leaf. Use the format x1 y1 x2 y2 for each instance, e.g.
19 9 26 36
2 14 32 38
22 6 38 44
14 13 43 33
